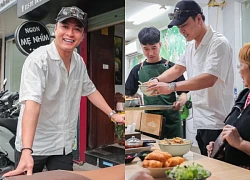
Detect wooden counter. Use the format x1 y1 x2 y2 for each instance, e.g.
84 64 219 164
71 164 125 180
125 135 250 180
5 164 125 180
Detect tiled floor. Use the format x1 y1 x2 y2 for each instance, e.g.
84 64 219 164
73 162 100 171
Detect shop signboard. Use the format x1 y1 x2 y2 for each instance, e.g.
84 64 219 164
17 0 49 17
0 0 17 15
14 21 51 56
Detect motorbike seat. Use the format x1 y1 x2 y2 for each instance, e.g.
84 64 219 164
0 117 18 134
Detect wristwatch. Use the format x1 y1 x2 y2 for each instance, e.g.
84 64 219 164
149 77 159 82
108 110 117 118
169 82 177 92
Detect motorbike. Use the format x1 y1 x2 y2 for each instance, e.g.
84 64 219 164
0 79 20 176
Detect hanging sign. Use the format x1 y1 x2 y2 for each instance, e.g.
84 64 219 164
14 21 51 56
0 0 16 15
17 0 49 17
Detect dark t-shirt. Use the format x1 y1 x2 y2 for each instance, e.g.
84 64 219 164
125 58 188 96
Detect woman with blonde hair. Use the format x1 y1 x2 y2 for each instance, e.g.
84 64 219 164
207 42 250 169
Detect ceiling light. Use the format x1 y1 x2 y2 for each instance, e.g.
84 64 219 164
128 4 167 25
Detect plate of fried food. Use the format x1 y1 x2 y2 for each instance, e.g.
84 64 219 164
137 150 185 178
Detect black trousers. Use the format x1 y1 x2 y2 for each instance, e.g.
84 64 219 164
15 149 73 173
196 129 222 156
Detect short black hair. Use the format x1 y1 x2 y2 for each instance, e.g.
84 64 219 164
138 27 160 45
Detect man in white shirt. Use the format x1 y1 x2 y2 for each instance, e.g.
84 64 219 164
4 6 125 177
147 0 234 155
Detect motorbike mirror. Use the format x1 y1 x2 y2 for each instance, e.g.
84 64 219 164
3 78 7 86
2 78 7 88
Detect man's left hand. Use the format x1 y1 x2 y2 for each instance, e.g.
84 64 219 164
147 82 172 95
172 100 183 110
111 113 125 124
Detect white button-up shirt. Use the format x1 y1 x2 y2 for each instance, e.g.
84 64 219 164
15 41 96 155
177 26 234 130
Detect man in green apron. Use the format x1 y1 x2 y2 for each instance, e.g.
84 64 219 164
125 27 188 139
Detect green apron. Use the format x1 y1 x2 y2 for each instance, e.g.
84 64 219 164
138 61 183 139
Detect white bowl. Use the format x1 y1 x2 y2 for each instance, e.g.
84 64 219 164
139 85 154 96
158 139 193 156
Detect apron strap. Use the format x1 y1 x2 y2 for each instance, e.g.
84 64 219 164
164 60 169 66
140 59 169 70
139 61 144 69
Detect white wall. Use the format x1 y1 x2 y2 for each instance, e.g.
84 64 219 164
242 1 250 44
0 5 26 37
115 24 125 95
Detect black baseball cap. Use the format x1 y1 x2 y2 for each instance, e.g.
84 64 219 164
168 0 203 28
55 6 87 28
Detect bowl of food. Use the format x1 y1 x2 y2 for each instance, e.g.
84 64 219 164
137 150 153 161
139 85 154 96
165 163 212 180
158 137 193 156
125 153 137 164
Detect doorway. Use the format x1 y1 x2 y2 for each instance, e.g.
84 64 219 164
87 26 116 149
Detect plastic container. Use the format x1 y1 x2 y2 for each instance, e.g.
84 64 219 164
125 136 143 149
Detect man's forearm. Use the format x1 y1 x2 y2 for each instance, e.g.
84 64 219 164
158 64 186 82
87 90 112 115
175 73 218 92
22 100 40 149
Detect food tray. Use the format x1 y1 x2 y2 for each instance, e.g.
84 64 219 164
125 105 173 111
125 144 154 153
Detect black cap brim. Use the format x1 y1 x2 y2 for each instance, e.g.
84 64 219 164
168 16 189 28
56 16 85 27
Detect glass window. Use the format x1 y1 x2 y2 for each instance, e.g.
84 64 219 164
5 39 26 92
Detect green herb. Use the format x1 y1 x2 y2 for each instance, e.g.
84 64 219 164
165 163 211 180
142 153 148 156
